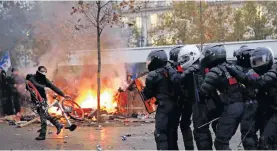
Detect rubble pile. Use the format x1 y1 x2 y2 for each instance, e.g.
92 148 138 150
0 108 155 128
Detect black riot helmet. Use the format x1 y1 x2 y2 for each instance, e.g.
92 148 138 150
250 47 274 74
200 44 226 69
146 49 168 71
233 45 255 68
169 46 183 62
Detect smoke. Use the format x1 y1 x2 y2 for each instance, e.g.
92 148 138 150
25 1 130 91
0 1 128 79
0 1 134 113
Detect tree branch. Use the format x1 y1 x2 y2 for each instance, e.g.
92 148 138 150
100 1 111 9
83 10 97 27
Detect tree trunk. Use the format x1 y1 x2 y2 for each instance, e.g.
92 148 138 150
199 0 204 51
96 1 101 124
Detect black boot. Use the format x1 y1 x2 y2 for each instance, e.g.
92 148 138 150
49 117 63 135
214 139 231 150
56 124 63 135
35 135 45 140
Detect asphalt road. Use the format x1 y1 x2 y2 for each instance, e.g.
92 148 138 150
0 122 245 150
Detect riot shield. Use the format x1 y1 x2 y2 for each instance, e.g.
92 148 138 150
134 79 157 114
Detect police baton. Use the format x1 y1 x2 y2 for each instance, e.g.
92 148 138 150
197 117 219 129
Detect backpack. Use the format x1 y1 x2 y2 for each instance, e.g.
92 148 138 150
25 74 44 104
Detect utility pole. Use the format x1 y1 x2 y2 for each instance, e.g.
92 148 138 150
199 0 204 51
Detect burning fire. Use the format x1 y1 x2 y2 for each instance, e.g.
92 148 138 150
48 77 121 115
76 89 117 113
48 88 118 115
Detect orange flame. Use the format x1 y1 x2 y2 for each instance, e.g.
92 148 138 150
76 88 117 113
47 69 125 116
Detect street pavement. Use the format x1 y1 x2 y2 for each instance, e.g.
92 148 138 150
0 122 243 150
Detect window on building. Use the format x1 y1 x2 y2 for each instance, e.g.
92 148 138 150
150 14 158 28
122 17 128 23
136 17 142 29
165 0 172 6
152 0 158 7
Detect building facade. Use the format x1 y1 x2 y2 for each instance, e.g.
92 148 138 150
120 1 246 47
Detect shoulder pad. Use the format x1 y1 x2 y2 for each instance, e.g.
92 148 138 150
265 69 277 79
147 71 158 79
155 67 166 74
234 64 244 71
146 70 163 84
209 67 223 76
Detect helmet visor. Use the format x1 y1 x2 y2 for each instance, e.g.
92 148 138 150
179 55 190 66
250 55 267 68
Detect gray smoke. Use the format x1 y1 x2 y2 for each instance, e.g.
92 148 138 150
0 1 130 79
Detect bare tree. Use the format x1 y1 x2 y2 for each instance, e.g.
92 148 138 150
71 0 136 123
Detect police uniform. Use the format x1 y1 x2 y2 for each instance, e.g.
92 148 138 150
199 44 245 150
142 49 182 150
168 46 195 150
227 47 277 149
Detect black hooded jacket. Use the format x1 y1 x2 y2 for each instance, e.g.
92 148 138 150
28 73 65 99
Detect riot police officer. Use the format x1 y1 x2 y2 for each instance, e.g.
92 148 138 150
199 44 245 150
233 46 259 150
227 47 277 149
142 49 181 150
179 45 222 150
168 46 194 150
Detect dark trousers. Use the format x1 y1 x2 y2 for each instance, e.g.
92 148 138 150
240 100 258 150
192 99 222 150
214 102 245 150
255 103 270 150
168 101 193 150
154 101 174 150
37 103 61 137
12 91 21 114
259 108 277 150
